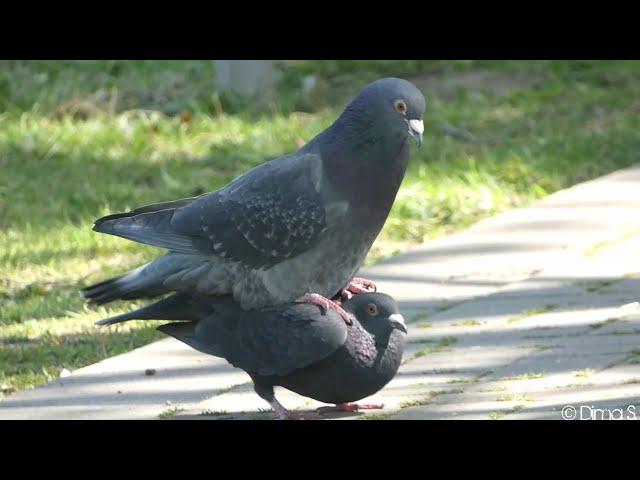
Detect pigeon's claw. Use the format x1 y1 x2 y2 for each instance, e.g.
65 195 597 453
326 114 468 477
338 277 377 301
298 293 354 325
340 289 354 302
346 277 377 295
317 403 384 413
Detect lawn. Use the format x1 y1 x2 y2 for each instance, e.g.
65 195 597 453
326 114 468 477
2 60 640 395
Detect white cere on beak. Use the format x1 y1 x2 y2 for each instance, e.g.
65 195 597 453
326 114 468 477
389 313 406 329
408 119 424 136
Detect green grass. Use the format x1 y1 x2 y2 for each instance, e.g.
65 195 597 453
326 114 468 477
507 305 556 324
405 336 458 361
524 334 563 339
447 378 474 384
408 302 460 325
501 372 545 381
563 383 595 389
398 388 465 409
200 409 229 417
410 312 432 323
3 60 640 394
359 411 394 420
158 406 184 419
488 404 528 420
451 319 482 327
583 229 640 257
398 397 433 409
527 344 556 352
496 393 535 402
593 328 640 336
627 349 640 364
409 335 458 346
575 279 617 293
589 317 623 330
478 386 507 393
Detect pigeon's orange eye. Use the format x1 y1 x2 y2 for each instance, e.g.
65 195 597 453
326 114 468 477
394 100 407 115
366 303 378 316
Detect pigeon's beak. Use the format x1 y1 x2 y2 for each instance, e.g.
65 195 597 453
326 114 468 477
389 313 408 333
408 119 424 148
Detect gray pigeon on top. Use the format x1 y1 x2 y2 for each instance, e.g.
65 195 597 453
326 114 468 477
96 291 407 420
83 78 425 321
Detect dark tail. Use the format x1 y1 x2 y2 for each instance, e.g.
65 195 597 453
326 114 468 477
81 254 198 306
157 322 220 357
94 292 224 326
157 322 197 343
82 267 156 305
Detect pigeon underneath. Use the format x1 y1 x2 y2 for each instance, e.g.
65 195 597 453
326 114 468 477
82 78 426 321
96 291 407 420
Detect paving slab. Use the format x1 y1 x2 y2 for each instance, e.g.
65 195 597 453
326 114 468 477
3 165 640 419
0 339 250 419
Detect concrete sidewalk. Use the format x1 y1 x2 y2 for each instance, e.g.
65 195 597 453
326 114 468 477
2 166 640 420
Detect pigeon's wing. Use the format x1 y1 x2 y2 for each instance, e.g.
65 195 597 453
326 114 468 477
215 303 348 376
93 196 199 226
160 303 348 377
172 154 329 269
94 154 329 270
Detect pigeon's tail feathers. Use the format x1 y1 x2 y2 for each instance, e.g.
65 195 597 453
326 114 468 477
95 308 152 326
158 321 223 358
82 267 147 305
81 275 125 305
93 209 196 254
94 292 190 326
82 263 170 305
95 292 222 326
82 253 200 305
157 322 196 342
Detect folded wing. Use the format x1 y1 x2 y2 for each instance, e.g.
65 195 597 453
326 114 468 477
93 154 328 270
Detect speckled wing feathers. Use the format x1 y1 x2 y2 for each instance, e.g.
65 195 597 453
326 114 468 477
94 154 329 270
173 154 328 269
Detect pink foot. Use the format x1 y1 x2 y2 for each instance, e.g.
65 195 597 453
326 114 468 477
316 402 384 414
340 290 354 302
349 277 377 294
340 277 377 302
298 293 354 325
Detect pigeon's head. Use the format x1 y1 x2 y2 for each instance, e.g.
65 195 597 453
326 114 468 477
344 292 407 336
343 78 426 148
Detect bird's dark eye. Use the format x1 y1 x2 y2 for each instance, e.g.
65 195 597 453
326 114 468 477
366 303 378 316
394 100 407 115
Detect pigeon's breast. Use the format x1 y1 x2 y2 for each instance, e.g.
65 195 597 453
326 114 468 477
272 325 403 404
